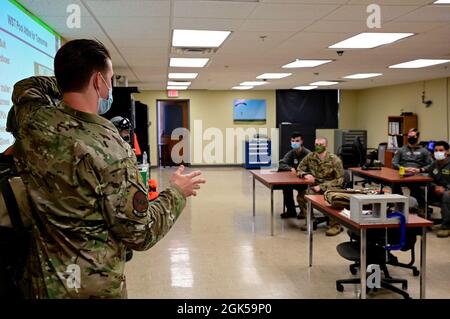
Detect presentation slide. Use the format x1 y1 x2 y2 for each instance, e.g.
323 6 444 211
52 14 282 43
0 0 61 152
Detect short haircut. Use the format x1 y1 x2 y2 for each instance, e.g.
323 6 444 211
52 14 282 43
291 132 303 140
54 39 111 93
435 140 449 151
315 136 328 145
409 128 420 137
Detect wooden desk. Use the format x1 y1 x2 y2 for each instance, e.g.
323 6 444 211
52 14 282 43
350 167 433 217
305 194 432 299
350 167 432 185
249 170 313 236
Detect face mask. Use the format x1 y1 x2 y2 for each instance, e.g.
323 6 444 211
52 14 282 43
122 135 131 144
408 137 418 145
96 73 113 115
315 145 326 153
291 142 300 149
435 151 446 161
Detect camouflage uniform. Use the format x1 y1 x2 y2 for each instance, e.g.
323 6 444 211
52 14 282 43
11 76 186 299
296 152 344 217
427 157 450 229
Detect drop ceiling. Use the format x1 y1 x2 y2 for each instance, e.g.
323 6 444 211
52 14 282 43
19 0 450 90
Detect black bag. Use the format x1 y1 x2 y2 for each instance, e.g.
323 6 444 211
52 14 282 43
0 154 30 299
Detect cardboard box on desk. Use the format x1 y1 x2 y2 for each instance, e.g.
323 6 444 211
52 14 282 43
350 194 409 224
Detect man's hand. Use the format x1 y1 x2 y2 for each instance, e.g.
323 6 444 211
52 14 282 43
291 168 296 174
170 165 206 197
405 167 420 174
303 174 315 183
435 186 445 196
311 185 321 193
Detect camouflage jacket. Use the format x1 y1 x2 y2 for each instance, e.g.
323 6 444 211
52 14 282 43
296 151 344 191
427 157 450 190
11 76 186 299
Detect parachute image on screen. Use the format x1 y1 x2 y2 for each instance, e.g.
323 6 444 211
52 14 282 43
0 0 61 152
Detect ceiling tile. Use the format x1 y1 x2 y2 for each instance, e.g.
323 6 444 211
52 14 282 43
323 5 419 21
249 3 339 20
173 1 257 19
85 0 170 17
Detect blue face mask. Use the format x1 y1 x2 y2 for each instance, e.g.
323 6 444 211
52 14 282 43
97 73 113 115
291 142 301 149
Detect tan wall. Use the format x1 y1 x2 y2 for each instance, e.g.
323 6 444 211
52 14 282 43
136 78 450 165
135 90 276 165
339 77 450 148
338 90 359 130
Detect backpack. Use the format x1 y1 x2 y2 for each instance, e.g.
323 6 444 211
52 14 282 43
324 189 373 209
0 154 31 299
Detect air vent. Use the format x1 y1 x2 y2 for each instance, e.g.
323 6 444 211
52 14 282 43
171 47 218 55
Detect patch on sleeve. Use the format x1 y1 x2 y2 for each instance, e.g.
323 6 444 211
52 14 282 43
132 191 149 218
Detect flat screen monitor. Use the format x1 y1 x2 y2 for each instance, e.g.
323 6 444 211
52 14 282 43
0 0 61 152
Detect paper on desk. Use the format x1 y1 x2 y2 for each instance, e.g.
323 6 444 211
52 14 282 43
340 209 373 218
340 209 351 218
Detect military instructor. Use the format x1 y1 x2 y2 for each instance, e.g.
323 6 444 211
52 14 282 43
10 39 205 298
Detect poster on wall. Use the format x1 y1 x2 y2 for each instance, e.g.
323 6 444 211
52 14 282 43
233 99 266 124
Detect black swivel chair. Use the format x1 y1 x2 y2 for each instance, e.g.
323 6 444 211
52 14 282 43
339 137 377 187
336 224 419 299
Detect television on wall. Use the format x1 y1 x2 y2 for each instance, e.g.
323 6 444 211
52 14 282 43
233 99 266 123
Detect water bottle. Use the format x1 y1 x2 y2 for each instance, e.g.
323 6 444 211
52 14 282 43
142 151 147 165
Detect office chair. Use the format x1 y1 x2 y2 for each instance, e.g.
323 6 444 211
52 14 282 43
335 221 418 299
349 137 378 187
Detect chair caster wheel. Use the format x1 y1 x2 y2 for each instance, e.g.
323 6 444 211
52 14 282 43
402 283 408 290
413 269 420 277
350 266 357 275
336 283 344 292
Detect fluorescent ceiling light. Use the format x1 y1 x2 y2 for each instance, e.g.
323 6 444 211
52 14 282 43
168 73 198 79
232 86 253 90
168 81 192 86
282 59 332 68
256 73 292 79
434 0 450 3
310 81 339 86
240 81 268 86
170 58 209 68
172 29 231 48
167 86 188 90
389 59 450 69
343 73 383 79
329 32 414 49
293 86 318 90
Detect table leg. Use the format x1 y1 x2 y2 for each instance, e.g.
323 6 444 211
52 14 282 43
420 226 427 299
252 176 255 217
424 184 428 219
351 170 354 188
271 188 274 236
308 200 313 267
360 228 367 299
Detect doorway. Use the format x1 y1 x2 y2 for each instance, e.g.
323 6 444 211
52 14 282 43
157 99 190 167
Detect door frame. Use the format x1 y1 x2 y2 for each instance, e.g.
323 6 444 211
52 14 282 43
156 99 190 167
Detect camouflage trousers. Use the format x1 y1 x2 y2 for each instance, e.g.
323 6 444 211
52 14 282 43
297 188 339 226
